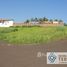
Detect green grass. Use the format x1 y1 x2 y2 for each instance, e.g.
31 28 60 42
0 26 67 45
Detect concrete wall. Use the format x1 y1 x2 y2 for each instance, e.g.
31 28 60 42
0 21 13 27
13 22 64 27
53 21 59 24
38 23 64 26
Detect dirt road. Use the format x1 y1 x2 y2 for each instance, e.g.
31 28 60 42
0 39 67 67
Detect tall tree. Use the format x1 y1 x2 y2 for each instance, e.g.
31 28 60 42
25 19 30 23
50 19 53 23
43 17 48 21
50 19 53 22
34 17 38 22
54 19 58 21
58 20 63 22
31 18 34 22
39 18 43 24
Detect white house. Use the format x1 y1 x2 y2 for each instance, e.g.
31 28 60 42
0 19 14 27
52 21 59 24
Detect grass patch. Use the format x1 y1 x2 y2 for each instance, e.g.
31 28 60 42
0 26 67 45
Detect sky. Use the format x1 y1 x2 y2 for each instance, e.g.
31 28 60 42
0 0 67 23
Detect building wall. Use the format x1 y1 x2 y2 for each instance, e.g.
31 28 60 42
0 21 13 27
13 22 64 27
53 21 59 24
38 23 64 26
7 21 13 26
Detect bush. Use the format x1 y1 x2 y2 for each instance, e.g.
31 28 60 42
0 28 18 33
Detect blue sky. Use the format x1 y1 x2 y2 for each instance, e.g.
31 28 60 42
0 0 67 22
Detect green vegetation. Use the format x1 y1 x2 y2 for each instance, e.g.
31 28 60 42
24 17 63 24
0 26 67 45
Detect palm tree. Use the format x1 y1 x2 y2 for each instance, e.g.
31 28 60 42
54 19 58 21
58 20 63 24
34 17 38 22
58 20 63 22
39 18 43 24
50 19 53 23
43 17 48 21
31 18 34 22
25 19 30 23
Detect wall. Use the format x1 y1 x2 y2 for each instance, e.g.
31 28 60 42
13 23 64 27
0 21 13 27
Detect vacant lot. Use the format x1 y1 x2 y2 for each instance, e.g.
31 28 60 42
0 26 67 45
0 39 67 67
0 26 67 67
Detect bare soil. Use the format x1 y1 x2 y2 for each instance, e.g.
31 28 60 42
0 39 67 67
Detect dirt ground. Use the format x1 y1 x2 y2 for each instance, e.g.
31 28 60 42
0 39 67 67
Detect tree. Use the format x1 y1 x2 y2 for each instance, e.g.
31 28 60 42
58 20 63 24
50 19 53 22
64 23 67 26
38 18 43 24
58 20 63 22
34 17 38 22
43 17 48 21
50 19 53 23
31 18 34 22
54 19 58 21
25 19 30 23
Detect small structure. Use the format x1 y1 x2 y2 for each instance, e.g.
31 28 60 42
0 19 14 27
52 21 59 24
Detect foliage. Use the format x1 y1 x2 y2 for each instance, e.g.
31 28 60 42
0 26 67 45
25 19 30 23
24 17 64 24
